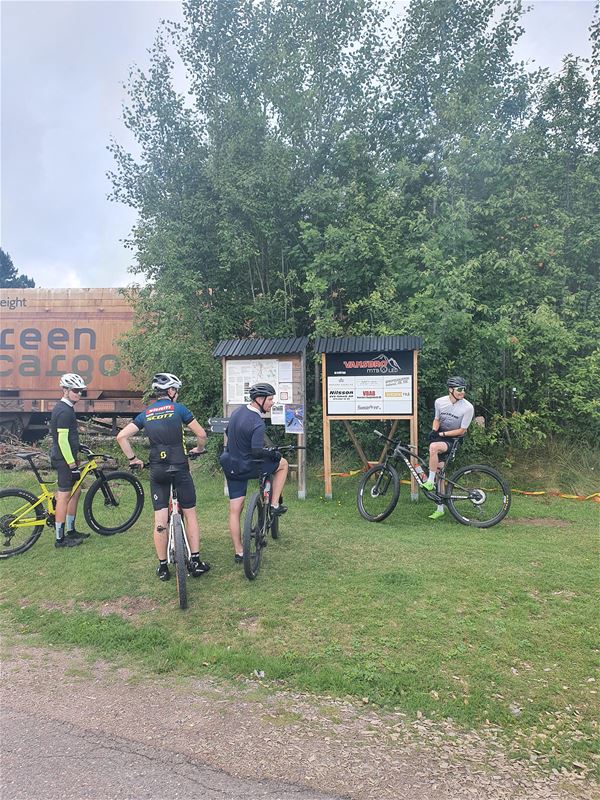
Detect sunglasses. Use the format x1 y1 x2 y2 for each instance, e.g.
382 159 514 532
453 387 466 392
70 388 83 394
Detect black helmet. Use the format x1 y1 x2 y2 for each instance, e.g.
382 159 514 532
249 382 276 400
447 376 467 389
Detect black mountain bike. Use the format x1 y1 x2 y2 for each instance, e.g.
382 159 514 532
242 445 303 580
357 430 511 528
0 445 144 558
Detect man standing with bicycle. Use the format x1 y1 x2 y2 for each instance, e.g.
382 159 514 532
219 383 289 564
116 373 210 581
50 373 89 548
422 376 474 519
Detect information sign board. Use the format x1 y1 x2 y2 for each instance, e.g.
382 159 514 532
325 351 413 416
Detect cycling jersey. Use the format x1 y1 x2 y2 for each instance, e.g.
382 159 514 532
133 399 194 465
434 395 474 433
50 398 79 463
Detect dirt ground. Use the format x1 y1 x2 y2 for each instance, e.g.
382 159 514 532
1 636 597 800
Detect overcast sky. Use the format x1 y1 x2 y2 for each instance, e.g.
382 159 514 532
1 0 596 290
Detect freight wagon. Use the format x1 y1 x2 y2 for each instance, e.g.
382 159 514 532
0 288 144 439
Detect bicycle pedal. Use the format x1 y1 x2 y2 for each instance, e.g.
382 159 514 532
46 515 56 528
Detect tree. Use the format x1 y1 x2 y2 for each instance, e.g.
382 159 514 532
0 248 35 288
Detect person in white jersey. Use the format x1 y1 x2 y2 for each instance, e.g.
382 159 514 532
422 376 474 520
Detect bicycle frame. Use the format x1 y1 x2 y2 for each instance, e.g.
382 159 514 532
166 483 191 565
6 453 102 532
374 433 450 502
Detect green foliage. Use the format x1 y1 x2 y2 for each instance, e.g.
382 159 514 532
0 248 34 288
109 0 600 441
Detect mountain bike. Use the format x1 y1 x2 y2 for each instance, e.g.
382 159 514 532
242 445 304 580
164 453 205 610
357 430 511 528
0 445 145 558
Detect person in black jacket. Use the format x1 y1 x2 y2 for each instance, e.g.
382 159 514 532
219 383 289 564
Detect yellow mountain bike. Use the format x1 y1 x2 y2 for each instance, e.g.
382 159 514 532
0 445 144 558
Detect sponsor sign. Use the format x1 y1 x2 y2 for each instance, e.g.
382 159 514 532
325 351 413 415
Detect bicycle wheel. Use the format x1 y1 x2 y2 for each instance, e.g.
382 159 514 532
357 464 400 522
446 465 511 528
270 511 279 540
243 491 265 580
172 514 188 610
0 488 45 559
83 471 144 535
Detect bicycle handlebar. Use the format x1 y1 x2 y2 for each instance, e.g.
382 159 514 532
266 445 306 453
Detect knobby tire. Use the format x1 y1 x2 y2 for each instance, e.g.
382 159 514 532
172 514 188 609
0 488 45 558
83 471 144 535
243 491 265 580
357 464 401 522
446 464 511 528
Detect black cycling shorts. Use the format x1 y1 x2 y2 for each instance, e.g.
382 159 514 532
222 457 281 500
429 435 462 461
149 464 196 511
51 457 77 492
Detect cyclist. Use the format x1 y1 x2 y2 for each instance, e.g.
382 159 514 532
116 373 210 581
422 376 474 519
50 373 89 548
219 382 289 564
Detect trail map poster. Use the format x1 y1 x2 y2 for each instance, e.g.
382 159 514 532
325 351 413 416
226 359 279 404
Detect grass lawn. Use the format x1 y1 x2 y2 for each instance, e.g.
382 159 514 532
1 460 598 776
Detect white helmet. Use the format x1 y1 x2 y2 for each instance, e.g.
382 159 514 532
151 372 182 392
60 373 87 389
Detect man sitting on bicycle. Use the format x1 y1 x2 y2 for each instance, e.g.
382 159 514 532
219 382 289 564
422 376 474 519
50 373 89 548
116 373 210 581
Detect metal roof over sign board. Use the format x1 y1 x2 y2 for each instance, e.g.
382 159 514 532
213 337 309 359
314 335 423 354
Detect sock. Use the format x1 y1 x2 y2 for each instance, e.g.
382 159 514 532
66 514 76 532
436 504 444 513
55 522 65 541
428 472 436 483
272 503 279 509
159 559 167 567
191 552 200 562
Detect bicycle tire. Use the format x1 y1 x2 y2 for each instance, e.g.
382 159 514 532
243 491 265 580
357 464 400 522
446 464 511 528
0 488 45 559
83 471 144 535
270 511 279 540
172 514 188 610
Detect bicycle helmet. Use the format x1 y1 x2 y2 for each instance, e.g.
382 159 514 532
151 373 182 391
59 373 87 390
249 382 276 400
447 376 467 389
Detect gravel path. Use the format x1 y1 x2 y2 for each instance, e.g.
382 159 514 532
1 638 596 800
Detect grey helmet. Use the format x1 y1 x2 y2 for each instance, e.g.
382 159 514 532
447 376 467 389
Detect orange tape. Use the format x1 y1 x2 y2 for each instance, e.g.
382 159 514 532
325 470 600 502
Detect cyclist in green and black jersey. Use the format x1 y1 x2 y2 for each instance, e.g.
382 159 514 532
50 373 89 548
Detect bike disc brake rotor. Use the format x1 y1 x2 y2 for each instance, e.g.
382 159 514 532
469 489 487 505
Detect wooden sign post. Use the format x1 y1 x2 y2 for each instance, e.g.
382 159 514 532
316 336 423 500
212 338 309 499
